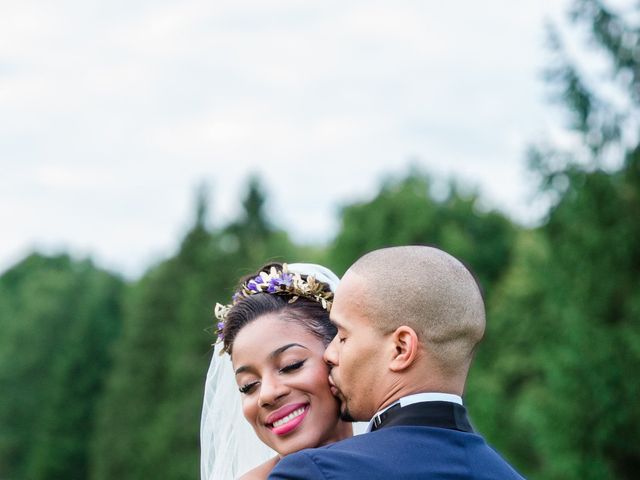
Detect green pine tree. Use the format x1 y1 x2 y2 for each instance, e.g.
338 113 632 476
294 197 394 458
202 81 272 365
91 179 300 480
0 254 124 480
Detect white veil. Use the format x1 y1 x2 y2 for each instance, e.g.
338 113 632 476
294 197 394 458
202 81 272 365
200 263 342 480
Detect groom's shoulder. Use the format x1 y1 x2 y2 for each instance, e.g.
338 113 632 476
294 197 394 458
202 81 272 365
268 427 525 480
267 436 372 480
268 428 454 480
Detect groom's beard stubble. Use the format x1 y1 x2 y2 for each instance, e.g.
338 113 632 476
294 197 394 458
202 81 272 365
329 369 355 421
338 397 355 422
339 409 355 422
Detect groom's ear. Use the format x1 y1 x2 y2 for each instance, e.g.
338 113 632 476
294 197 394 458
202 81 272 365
388 326 420 372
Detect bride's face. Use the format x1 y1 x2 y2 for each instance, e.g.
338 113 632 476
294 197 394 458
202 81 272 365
231 312 350 455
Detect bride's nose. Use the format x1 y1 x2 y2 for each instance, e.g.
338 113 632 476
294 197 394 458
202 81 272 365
259 372 290 407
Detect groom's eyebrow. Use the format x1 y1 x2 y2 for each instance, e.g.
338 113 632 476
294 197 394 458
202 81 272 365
330 318 346 331
270 343 309 359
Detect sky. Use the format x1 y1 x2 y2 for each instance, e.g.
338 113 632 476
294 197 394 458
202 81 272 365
1 0 578 278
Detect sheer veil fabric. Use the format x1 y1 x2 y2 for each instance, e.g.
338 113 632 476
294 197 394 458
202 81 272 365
201 341 275 479
200 264 344 480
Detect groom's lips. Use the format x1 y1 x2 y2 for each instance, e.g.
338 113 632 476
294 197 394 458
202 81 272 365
265 402 309 436
328 375 340 397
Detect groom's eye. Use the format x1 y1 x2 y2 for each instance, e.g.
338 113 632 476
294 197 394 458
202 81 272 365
280 360 305 373
239 381 259 394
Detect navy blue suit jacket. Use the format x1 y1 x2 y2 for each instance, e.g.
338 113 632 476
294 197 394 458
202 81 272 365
268 402 524 479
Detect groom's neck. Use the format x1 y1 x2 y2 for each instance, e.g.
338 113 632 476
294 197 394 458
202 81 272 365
373 373 465 413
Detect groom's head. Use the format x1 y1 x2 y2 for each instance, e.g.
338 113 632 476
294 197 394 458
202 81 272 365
324 245 486 422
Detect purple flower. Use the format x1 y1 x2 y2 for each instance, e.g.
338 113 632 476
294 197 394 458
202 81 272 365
267 283 277 293
254 276 264 284
279 273 293 287
217 322 225 331
247 281 258 291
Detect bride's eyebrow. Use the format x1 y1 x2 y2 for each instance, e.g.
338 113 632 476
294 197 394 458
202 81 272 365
234 343 309 375
270 343 309 359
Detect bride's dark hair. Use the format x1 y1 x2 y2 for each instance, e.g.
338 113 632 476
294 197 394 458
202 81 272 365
221 262 337 356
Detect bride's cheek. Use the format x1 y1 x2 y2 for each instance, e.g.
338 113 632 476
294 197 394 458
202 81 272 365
241 400 257 422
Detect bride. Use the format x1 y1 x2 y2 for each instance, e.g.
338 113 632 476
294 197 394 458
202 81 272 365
201 262 359 479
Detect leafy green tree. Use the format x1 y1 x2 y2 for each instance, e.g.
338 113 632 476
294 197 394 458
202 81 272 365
0 254 124 480
467 230 553 474
330 170 517 298
470 2 640 478
473 151 640 480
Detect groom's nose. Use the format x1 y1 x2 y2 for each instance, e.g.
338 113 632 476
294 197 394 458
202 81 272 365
324 335 339 367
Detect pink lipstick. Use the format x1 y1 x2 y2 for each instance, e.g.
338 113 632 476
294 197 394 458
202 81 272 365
266 403 310 436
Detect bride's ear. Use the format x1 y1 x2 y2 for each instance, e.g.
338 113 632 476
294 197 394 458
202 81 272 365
388 326 419 372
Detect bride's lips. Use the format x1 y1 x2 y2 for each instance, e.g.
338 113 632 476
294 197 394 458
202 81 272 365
265 402 310 436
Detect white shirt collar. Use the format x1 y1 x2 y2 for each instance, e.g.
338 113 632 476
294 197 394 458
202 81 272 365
365 392 463 432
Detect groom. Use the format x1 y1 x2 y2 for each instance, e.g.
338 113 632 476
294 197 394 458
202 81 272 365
269 246 524 479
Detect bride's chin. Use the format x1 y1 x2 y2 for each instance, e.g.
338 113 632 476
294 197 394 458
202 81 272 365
267 430 318 456
262 412 348 455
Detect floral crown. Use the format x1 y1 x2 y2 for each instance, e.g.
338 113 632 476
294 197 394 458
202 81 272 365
214 263 334 351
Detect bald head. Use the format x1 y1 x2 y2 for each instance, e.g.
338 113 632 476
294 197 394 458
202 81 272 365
346 245 485 375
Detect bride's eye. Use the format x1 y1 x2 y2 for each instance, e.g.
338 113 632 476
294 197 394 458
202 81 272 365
239 381 258 394
280 360 305 374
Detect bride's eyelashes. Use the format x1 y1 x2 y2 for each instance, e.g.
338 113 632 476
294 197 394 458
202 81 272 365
279 359 306 374
238 360 307 394
239 381 259 394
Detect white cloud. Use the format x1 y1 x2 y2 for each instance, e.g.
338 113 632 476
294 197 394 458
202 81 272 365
0 0 578 277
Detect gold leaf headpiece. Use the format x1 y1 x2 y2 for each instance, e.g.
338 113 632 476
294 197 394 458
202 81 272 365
214 264 334 353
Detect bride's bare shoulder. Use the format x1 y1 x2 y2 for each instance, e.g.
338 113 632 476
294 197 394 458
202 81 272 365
238 456 280 480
